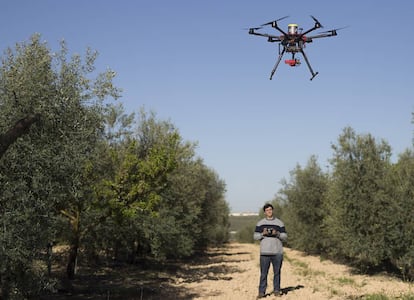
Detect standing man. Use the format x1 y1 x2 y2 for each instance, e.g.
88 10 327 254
254 203 288 298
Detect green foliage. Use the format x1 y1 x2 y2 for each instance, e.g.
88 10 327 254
268 126 414 280
160 156 229 254
279 155 328 254
388 150 414 280
235 222 257 243
86 109 230 263
0 34 119 297
229 215 260 232
324 127 394 268
0 34 228 297
228 215 260 243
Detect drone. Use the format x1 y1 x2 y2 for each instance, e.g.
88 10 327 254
248 16 344 80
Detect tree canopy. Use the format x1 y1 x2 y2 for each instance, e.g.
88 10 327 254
0 34 229 298
274 127 414 279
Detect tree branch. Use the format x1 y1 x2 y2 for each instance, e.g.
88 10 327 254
0 113 40 159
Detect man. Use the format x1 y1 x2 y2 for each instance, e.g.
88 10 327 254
254 203 288 298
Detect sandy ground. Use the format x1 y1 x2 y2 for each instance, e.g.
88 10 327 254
171 242 414 300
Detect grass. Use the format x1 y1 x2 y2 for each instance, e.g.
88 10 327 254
346 293 414 300
284 254 326 278
335 276 356 286
360 294 390 300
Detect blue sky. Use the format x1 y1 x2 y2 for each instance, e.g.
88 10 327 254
2 1 413 213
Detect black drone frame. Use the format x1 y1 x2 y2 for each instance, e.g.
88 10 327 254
249 16 341 80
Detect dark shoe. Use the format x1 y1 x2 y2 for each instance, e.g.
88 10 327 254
273 290 282 297
257 293 266 299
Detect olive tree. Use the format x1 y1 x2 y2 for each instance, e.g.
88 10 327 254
280 155 328 254
324 127 394 269
0 34 120 297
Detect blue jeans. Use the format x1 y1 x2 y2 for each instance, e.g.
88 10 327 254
259 253 283 294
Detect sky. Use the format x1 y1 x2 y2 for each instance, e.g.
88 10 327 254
2 1 413 213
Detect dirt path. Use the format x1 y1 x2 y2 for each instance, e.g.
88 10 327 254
171 242 413 300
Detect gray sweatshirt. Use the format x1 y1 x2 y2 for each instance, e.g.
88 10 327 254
253 217 287 255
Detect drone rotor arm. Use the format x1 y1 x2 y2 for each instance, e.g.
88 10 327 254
301 15 324 36
301 27 319 36
305 26 347 39
248 30 283 42
310 15 323 28
262 24 288 37
306 32 337 39
261 16 289 36
260 23 287 36
260 15 289 27
267 36 283 43
301 24 323 36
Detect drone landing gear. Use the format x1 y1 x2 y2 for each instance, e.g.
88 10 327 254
310 72 319 81
300 49 318 80
269 47 319 80
269 48 286 80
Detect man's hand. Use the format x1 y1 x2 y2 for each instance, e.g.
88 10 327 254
272 229 281 238
262 228 280 237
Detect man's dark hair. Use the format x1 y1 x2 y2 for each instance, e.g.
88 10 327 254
263 203 274 211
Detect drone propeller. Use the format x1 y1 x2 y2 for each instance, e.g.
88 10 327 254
319 26 349 34
245 26 263 31
310 15 323 28
261 15 289 26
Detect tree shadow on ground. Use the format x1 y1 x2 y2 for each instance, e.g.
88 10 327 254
39 245 246 300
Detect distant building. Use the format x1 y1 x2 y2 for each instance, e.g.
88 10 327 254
229 212 259 217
